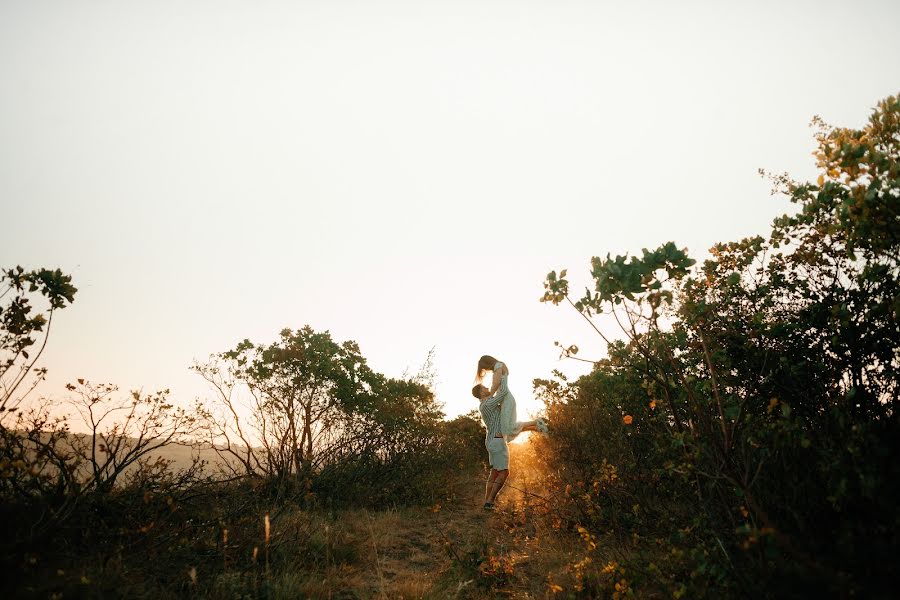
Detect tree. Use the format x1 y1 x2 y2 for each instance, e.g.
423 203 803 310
195 326 384 482
538 93 899 596
0 266 79 535
194 326 458 504
66 380 204 493
0 266 76 421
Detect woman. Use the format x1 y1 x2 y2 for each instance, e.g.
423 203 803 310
472 355 548 510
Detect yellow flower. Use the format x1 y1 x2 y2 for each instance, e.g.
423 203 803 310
649 400 657 409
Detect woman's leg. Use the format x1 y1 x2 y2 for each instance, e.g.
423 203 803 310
518 419 550 434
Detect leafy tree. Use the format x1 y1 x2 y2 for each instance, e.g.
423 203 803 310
0 266 76 421
538 94 899 597
194 326 452 505
194 326 377 482
1 266 79 535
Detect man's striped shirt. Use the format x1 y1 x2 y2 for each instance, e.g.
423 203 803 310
479 376 509 440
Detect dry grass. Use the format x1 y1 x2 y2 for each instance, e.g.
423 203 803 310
274 439 591 600
9 435 594 599
192 438 588 600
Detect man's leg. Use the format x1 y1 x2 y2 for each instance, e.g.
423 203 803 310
484 469 498 504
487 469 509 504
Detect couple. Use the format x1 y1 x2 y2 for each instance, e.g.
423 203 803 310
472 354 548 511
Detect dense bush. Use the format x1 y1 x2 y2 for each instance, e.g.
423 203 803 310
537 94 899 598
192 328 485 506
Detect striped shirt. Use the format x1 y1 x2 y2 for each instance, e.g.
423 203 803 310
479 374 509 440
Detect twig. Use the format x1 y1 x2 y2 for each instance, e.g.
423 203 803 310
364 510 390 600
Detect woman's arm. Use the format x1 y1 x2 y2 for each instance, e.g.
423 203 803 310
489 362 509 395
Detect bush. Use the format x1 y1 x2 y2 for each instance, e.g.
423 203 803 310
537 93 900 598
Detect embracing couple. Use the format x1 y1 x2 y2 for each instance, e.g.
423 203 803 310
471 354 549 511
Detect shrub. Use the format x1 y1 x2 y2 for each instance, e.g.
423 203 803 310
537 94 900 597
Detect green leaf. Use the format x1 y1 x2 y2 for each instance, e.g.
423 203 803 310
724 404 740 421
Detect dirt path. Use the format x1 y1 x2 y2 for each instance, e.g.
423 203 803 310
345 444 578 599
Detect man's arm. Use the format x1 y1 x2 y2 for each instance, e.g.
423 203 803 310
482 376 509 409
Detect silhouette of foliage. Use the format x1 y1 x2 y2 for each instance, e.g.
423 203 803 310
0 266 76 419
538 93 899 598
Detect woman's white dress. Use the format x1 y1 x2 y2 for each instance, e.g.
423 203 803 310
494 362 525 441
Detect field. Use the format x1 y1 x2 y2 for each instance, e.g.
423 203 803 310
9 439 604 600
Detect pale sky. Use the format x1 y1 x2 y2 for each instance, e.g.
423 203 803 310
2 0 898 421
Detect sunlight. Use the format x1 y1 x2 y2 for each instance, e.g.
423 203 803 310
3 1 898 596
510 431 532 445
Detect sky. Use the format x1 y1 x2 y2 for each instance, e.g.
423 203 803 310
2 0 899 423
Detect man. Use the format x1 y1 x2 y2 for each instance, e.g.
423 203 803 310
472 377 543 510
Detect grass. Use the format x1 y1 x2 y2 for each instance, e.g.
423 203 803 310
6 438 604 599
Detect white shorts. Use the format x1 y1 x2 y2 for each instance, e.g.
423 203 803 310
486 436 509 471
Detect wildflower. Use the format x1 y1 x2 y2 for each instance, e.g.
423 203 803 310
623 415 633 425
649 400 657 409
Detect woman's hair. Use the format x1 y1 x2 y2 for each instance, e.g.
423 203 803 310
474 355 498 384
471 384 487 399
